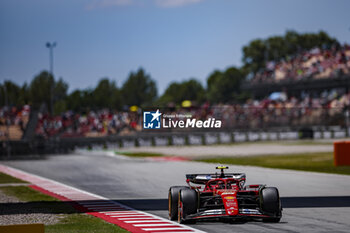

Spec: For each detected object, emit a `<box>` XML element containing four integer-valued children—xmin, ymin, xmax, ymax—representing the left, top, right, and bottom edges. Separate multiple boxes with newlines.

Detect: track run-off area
<box><xmin>1</xmin><ymin>148</ymin><xmax>350</xmax><ymax>233</ymax></box>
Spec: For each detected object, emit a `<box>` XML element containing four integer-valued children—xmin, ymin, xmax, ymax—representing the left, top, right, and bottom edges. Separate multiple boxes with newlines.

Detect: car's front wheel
<box><xmin>168</xmin><ymin>186</ymin><xmax>189</xmax><ymax>220</ymax></box>
<box><xmin>260</xmin><ymin>187</ymin><xmax>282</xmax><ymax>222</ymax></box>
<box><xmin>178</xmin><ymin>188</ymin><xmax>198</xmax><ymax>224</ymax></box>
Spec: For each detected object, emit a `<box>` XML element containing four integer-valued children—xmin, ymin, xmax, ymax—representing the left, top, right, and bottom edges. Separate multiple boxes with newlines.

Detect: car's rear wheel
<box><xmin>168</xmin><ymin>186</ymin><xmax>188</xmax><ymax>220</ymax></box>
<box><xmin>260</xmin><ymin>187</ymin><xmax>282</xmax><ymax>223</ymax></box>
<box><xmin>178</xmin><ymin>188</ymin><xmax>198</xmax><ymax>224</ymax></box>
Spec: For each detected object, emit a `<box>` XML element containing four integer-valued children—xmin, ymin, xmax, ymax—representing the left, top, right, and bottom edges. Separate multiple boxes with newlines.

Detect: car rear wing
<box><xmin>186</xmin><ymin>173</ymin><xmax>246</xmax><ymax>184</ymax></box>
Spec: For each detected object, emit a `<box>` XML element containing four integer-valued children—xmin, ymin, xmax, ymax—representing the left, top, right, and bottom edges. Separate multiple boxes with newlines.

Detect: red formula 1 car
<box><xmin>168</xmin><ymin>166</ymin><xmax>282</xmax><ymax>223</ymax></box>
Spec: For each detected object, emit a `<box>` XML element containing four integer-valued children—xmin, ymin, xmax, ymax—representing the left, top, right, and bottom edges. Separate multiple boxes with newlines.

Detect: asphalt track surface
<box><xmin>2</xmin><ymin>152</ymin><xmax>350</xmax><ymax>233</ymax></box>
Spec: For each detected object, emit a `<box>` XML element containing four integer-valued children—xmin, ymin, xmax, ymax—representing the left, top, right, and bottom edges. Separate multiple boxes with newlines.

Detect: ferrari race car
<box><xmin>168</xmin><ymin>166</ymin><xmax>282</xmax><ymax>223</ymax></box>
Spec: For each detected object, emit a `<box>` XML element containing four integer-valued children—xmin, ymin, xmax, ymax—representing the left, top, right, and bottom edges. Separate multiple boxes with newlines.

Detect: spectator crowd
<box><xmin>31</xmin><ymin>91</ymin><xmax>350</xmax><ymax>138</ymax></box>
<box><xmin>1</xmin><ymin>94</ymin><xmax>349</xmax><ymax>139</ymax></box>
<box><xmin>35</xmin><ymin>110</ymin><xmax>140</xmax><ymax>138</ymax></box>
<box><xmin>0</xmin><ymin>105</ymin><xmax>30</xmax><ymax>140</ymax></box>
<box><xmin>251</xmin><ymin>44</ymin><xmax>350</xmax><ymax>83</ymax></box>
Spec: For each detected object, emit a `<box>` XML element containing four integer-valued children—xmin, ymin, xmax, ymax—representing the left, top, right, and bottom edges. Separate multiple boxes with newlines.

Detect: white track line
<box><xmin>106</xmin><ymin>211</ymin><xmax>140</xmax><ymax>214</ymax></box>
<box><xmin>134</xmin><ymin>223</ymin><xmax>178</xmax><ymax>227</ymax></box>
<box><xmin>141</xmin><ymin>227</ymin><xmax>189</xmax><ymax>231</ymax></box>
<box><xmin>154</xmin><ymin>232</ymin><xmax>196</xmax><ymax>233</ymax></box>
<box><xmin>104</xmin><ymin>211</ymin><xmax>139</xmax><ymax>214</ymax></box>
<box><xmin>125</xmin><ymin>220</ymin><xmax>169</xmax><ymax>223</ymax></box>
<box><xmin>110</xmin><ymin>214</ymin><xmax>147</xmax><ymax>217</ymax></box>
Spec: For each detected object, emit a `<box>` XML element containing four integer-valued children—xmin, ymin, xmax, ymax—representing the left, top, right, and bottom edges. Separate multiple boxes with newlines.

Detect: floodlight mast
<box><xmin>46</xmin><ymin>42</ymin><xmax>57</xmax><ymax>114</ymax></box>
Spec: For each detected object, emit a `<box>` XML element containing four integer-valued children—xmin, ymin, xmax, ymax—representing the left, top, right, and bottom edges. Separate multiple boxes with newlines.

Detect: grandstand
<box><xmin>2</xmin><ymin>44</ymin><xmax>350</xmax><ymax>138</ymax></box>
<box><xmin>0</xmin><ymin>105</ymin><xmax>30</xmax><ymax>141</ymax></box>
<box><xmin>243</xmin><ymin>44</ymin><xmax>350</xmax><ymax>98</ymax></box>
<box><xmin>1</xmin><ymin>42</ymin><xmax>350</xmax><ymax>155</ymax></box>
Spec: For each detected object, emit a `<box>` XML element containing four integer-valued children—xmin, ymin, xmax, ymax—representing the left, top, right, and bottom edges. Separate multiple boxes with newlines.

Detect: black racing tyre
<box><xmin>260</xmin><ymin>187</ymin><xmax>282</xmax><ymax>222</ymax></box>
<box><xmin>178</xmin><ymin>188</ymin><xmax>198</xmax><ymax>224</ymax></box>
<box><xmin>168</xmin><ymin>186</ymin><xmax>188</xmax><ymax>220</ymax></box>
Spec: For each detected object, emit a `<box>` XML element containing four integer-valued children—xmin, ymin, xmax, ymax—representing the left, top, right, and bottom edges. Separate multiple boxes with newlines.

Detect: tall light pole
<box><xmin>4</xmin><ymin>83</ymin><xmax>10</xmax><ymax>157</ymax></box>
<box><xmin>46</xmin><ymin>42</ymin><xmax>56</xmax><ymax>114</ymax></box>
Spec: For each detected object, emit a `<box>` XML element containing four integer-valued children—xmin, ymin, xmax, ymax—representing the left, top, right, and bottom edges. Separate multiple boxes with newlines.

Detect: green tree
<box><xmin>0</xmin><ymin>80</ymin><xmax>22</xmax><ymax>106</ymax></box>
<box><xmin>18</xmin><ymin>83</ymin><xmax>30</xmax><ymax>106</ymax></box>
<box><xmin>159</xmin><ymin>79</ymin><xmax>205</xmax><ymax>105</ymax></box>
<box><xmin>121</xmin><ymin>68</ymin><xmax>157</xmax><ymax>107</ymax></box>
<box><xmin>66</xmin><ymin>90</ymin><xmax>81</xmax><ymax>112</ymax></box>
<box><xmin>157</xmin><ymin>82</ymin><xmax>181</xmax><ymax>104</ymax></box>
<box><xmin>242</xmin><ymin>39</ymin><xmax>267</xmax><ymax>74</ymax></box>
<box><xmin>54</xmin><ymin>78</ymin><xmax>69</xmax><ymax>102</ymax></box>
<box><xmin>53</xmin><ymin>78</ymin><xmax>69</xmax><ymax>115</ymax></box>
<box><xmin>29</xmin><ymin>71</ymin><xmax>54</xmax><ymax>111</ymax></box>
<box><xmin>93</xmin><ymin>78</ymin><xmax>121</xmax><ymax>110</ymax></box>
<box><xmin>66</xmin><ymin>89</ymin><xmax>95</xmax><ymax>112</ymax></box>
<box><xmin>207</xmin><ymin>67</ymin><xmax>245</xmax><ymax>103</ymax></box>
<box><xmin>28</xmin><ymin>71</ymin><xmax>70</xmax><ymax>114</ymax></box>
<box><xmin>207</xmin><ymin>70</ymin><xmax>222</xmax><ymax>93</ymax></box>
<box><xmin>242</xmin><ymin>30</ymin><xmax>339</xmax><ymax>74</ymax></box>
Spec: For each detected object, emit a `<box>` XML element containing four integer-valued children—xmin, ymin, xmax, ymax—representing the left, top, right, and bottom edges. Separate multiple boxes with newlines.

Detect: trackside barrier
<box><xmin>0</xmin><ymin>224</ymin><xmax>44</xmax><ymax>233</ymax></box>
<box><xmin>334</xmin><ymin>141</ymin><xmax>350</xmax><ymax>166</ymax></box>
<box><xmin>2</xmin><ymin>127</ymin><xmax>350</xmax><ymax>156</ymax></box>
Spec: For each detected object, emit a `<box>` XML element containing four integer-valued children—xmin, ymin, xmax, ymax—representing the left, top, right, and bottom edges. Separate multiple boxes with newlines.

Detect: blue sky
<box><xmin>1</xmin><ymin>0</ymin><xmax>350</xmax><ymax>95</ymax></box>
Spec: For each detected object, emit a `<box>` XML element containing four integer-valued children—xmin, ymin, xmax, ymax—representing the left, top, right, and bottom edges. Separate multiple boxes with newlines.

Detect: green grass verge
<box><xmin>116</xmin><ymin>151</ymin><xmax>164</xmax><ymax>157</ymax></box>
<box><xmin>0</xmin><ymin>186</ymin><xmax>76</xmax><ymax>215</ymax></box>
<box><xmin>197</xmin><ymin>152</ymin><xmax>350</xmax><ymax>175</ymax></box>
<box><xmin>0</xmin><ymin>172</ymin><xmax>28</xmax><ymax>184</ymax></box>
<box><xmin>221</xmin><ymin>140</ymin><xmax>333</xmax><ymax>147</ymax></box>
<box><xmin>279</xmin><ymin>140</ymin><xmax>333</xmax><ymax>146</ymax></box>
<box><xmin>46</xmin><ymin>214</ymin><xmax>130</xmax><ymax>233</ymax></box>
<box><xmin>0</xmin><ymin>186</ymin><xmax>129</xmax><ymax>233</ymax></box>
<box><xmin>0</xmin><ymin>186</ymin><xmax>58</xmax><ymax>202</ymax></box>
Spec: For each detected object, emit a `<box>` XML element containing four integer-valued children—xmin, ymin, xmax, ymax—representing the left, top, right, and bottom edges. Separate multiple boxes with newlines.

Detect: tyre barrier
<box><xmin>1</xmin><ymin>127</ymin><xmax>349</xmax><ymax>156</ymax></box>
